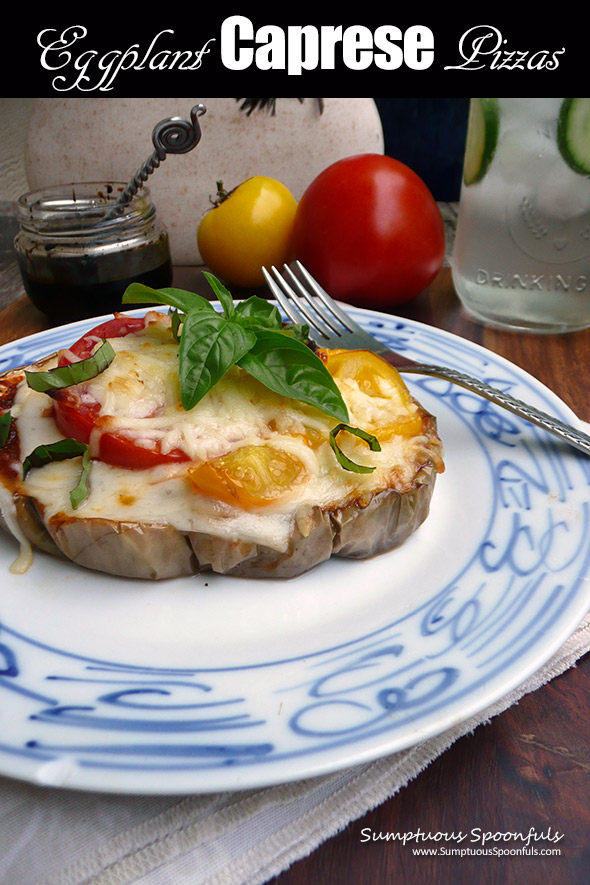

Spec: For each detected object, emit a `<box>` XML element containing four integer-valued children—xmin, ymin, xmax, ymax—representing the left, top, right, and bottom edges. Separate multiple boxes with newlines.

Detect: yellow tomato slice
<box><xmin>188</xmin><ymin>444</ymin><xmax>307</xmax><ymax>509</ymax></box>
<box><xmin>321</xmin><ymin>349</ymin><xmax>423</xmax><ymax>438</ymax></box>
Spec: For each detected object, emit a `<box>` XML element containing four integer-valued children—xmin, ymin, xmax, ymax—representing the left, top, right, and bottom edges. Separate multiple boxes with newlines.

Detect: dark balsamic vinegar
<box><xmin>18</xmin><ymin>255</ymin><xmax>173</xmax><ymax>321</ymax></box>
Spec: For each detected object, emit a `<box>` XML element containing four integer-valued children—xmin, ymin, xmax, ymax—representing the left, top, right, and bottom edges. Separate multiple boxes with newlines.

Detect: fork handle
<box><xmin>397</xmin><ymin>363</ymin><xmax>590</xmax><ymax>457</ymax></box>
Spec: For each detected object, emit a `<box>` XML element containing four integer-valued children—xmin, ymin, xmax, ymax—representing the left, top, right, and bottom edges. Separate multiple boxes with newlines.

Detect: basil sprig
<box><xmin>123</xmin><ymin>273</ymin><xmax>348</xmax><ymax>422</ymax></box>
<box><xmin>329</xmin><ymin>424</ymin><xmax>382</xmax><ymax>474</ymax></box>
<box><xmin>23</xmin><ymin>439</ymin><xmax>91</xmax><ymax>509</ymax></box>
<box><xmin>25</xmin><ymin>340</ymin><xmax>116</xmax><ymax>394</ymax></box>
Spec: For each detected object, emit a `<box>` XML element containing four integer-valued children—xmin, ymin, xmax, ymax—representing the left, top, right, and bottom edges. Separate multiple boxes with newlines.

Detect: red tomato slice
<box><xmin>52</xmin><ymin>314</ymin><xmax>190</xmax><ymax>470</ymax></box>
<box><xmin>57</xmin><ymin>314</ymin><xmax>149</xmax><ymax>365</ymax></box>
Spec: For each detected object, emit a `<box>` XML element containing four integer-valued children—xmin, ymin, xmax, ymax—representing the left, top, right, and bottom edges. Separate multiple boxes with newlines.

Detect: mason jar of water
<box><xmin>452</xmin><ymin>98</ymin><xmax>590</xmax><ymax>333</ymax></box>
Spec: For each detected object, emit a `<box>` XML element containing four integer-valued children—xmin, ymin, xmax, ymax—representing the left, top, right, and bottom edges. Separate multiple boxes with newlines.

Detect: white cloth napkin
<box><xmin>0</xmin><ymin>609</ymin><xmax>587</xmax><ymax>885</ymax></box>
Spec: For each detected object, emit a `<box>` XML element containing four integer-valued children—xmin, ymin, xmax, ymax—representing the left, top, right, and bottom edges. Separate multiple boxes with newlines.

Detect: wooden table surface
<box><xmin>1</xmin><ymin>266</ymin><xmax>590</xmax><ymax>885</ymax></box>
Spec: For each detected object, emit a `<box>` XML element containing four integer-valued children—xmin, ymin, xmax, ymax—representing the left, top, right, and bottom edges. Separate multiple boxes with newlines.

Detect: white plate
<box><xmin>0</xmin><ymin>306</ymin><xmax>588</xmax><ymax>795</ymax></box>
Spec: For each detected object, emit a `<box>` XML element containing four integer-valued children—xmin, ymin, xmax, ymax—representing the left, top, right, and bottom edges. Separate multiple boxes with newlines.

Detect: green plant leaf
<box><xmin>237</xmin><ymin>330</ymin><xmax>349</xmax><ymax>422</ymax></box>
<box><xmin>69</xmin><ymin>446</ymin><xmax>92</xmax><ymax>509</ymax></box>
<box><xmin>281</xmin><ymin>322</ymin><xmax>310</xmax><ymax>343</ymax></box>
<box><xmin>178</xmin><ymin>311</ymin><xmax>256</xmax><ymax>410</ymax></box>
<box><xmin>202</xmin><ymin>272</ymin><xmax>235</xmax><ymax>318</ymax></box>
<box><xmin>329</xmin><ymin>424</ymin><xmax>381</xmax><ymax>473</ymax></box>
<box><xmin>0</xmin><ymin>411</ymin><xmax>12</xmax><ymax>447</ymax></box>
<box><xmin>234</xmin><ymin>296</ymin><xmax>283</xmax><ymax>330</ymax></box>
<box><xmin>122</xmin><ymin>283</ymin><xmax>215</xmax><ymax>315</ymax></box>
<box><xmin>25</xmin><ymin>340</ymin><xmax>116</xmax><ymax>393</ymax></box>
<box><xmin>22</xmin><ymin>438</ymin><xmax>92</xmax><ymax>508</ymax></box>
<box><xmin>23</xmin><ymin>438</ymin><xmax>89</xmax><ymax>477</ymax></box>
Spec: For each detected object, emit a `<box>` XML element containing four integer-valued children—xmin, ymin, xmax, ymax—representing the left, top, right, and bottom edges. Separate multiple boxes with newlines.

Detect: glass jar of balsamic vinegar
<box><xmin>14</xmin><ymin>182</ymin><xmax>173</xmax><ymax>321</ymax></box>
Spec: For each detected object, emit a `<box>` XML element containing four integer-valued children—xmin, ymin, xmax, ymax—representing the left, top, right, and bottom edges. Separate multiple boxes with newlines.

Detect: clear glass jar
<box><xmin>14</xmin><ymin>182</ymin><xmax>173</xmax><ymax>321</ymax></box>
<box><xmin>452</xmin><ymin>98</ymin><xmax>590</xmax><ymax>334</ymax></box>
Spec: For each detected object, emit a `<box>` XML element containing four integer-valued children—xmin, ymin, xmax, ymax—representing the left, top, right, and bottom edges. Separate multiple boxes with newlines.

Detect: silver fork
<box><xmin>262</xmin><ymin>260</ymin><xmax>590</xmax><ymax>457</ymax></box>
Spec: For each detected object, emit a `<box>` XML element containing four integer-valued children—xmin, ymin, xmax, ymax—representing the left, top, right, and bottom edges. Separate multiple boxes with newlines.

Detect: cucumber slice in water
<box><xmin>463</xmin><ymin>98</ymin><xmax>499</xmax><ymax>185</ymax></box>
<box><xmin>557</xmin><ymin>98</ymin><xmax>590</xmax><ymax>175</ymax></box>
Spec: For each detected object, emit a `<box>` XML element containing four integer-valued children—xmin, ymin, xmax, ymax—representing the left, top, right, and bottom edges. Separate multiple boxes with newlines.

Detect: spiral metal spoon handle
<box><xmin>111</xmin><ymin>104</ymin><xmax>206</xmax><ymax>213</ymax></box>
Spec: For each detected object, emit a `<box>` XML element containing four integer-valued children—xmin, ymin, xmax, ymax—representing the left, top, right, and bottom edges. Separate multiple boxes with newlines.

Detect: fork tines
<box><xmin>262</xmin><ymin>261</ymin><xmax>354</xmax><ymax>342</ymax></box>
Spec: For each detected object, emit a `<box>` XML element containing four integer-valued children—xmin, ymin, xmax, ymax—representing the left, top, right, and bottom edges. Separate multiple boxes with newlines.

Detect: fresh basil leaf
<box><xmin>23</xmin><ymin>438</ymin><xmax>92</xmax><ymax>508</ymax></box>
<box><xmin>202</xmin><ymin>272</ymin><xmax>235</xmax><ymax>319</ymax></box>
<box><xmin>179</xmin><ymin>311</ymin><xmax>256</xmax><ymax>410</ymax></box>
<box><xmin>0</xmin><ymin>411</ymin><xmax>12</xmax><ymax>447</ymax></box>
<box><xmin>329</xmin><ymin>424</ymin><xmax>381</xmax><ymax>474</ymax></box>
<box><xmin>23</xmin><ymin>438</ymin><xmax>89</xmax><ymax>477</ymax></box>
<box><xmin>237</xmin><ymin>330</ymin><xmax>349</xmax><ymax>423</ymax></box>
<box><xmin>123</xmin><ymin>283</ymin><xmax>215</xmax><ymax>315</ymax></box>
<box><xmin>69</xmin><ymin>445</ymin><xmax>92</xmax><ymax>509</ymax></box>
<box><xmin>25</xmin><ymin>340</ymin><xmax>116</xmax><ymax>393</ymax></box>
<box><xmin>234</xmin><ymin>296</ymin><xmax>283</xmax><ymax>330</ymax></box>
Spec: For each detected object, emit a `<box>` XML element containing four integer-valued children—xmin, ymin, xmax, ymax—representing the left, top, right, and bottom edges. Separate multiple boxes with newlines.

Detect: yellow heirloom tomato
<box><xmin>197</xmin><ymin>176</ymin><xmax>298</xmax><ymax>288</ymax></box>
<box><xmin>321</xmin><ymin>349</ymin><xmax>424</xmax><ymax>439</ymax></box>
<box><xmin>188</xmin><ymin>445</ymin><xmax>307</xmax><ymax>510</ymax></box>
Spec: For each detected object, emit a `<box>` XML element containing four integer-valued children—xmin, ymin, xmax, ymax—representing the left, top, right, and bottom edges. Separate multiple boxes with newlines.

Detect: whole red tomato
<box><xmin>292</xmin><ymin>154</ymin><xmax>445</xmax><ymax>308</ymax></box>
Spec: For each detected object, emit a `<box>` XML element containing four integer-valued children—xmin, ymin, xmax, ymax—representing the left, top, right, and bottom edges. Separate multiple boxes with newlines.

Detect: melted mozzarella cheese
<box><xmin>0</xmin><ymin>482</ymin><xmax>33</xmax><ymax>574</ymax></box>
<box><xmin>341</xmin><ymin>376</ymin><xmax>420</xmax><ymax>428</ymax></box>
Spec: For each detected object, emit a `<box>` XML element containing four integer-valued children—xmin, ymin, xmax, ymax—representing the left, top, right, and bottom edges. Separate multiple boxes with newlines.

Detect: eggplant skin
<box><xmin>0</xmin><ymin>465</ymin><xmax>437</xmax><ymax>580</ymax></box>
<box><xmin>46</xmin><ymin>514</ymin><xmax>199</xmax><ymax>581</ymax></box>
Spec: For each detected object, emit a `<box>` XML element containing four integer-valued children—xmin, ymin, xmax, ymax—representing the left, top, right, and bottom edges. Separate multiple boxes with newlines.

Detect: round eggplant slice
<box><xmin>0</xmin><ymin>352</ymin><xmax>444</xmax><ymax>580</ymax></box>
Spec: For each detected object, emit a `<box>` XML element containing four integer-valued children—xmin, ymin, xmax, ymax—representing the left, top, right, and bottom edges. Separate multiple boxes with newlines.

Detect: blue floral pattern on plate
<box><xmin>0</xmin><ymin>307</ymin><xmax>588</xmax><ymax>794</ymax></box>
